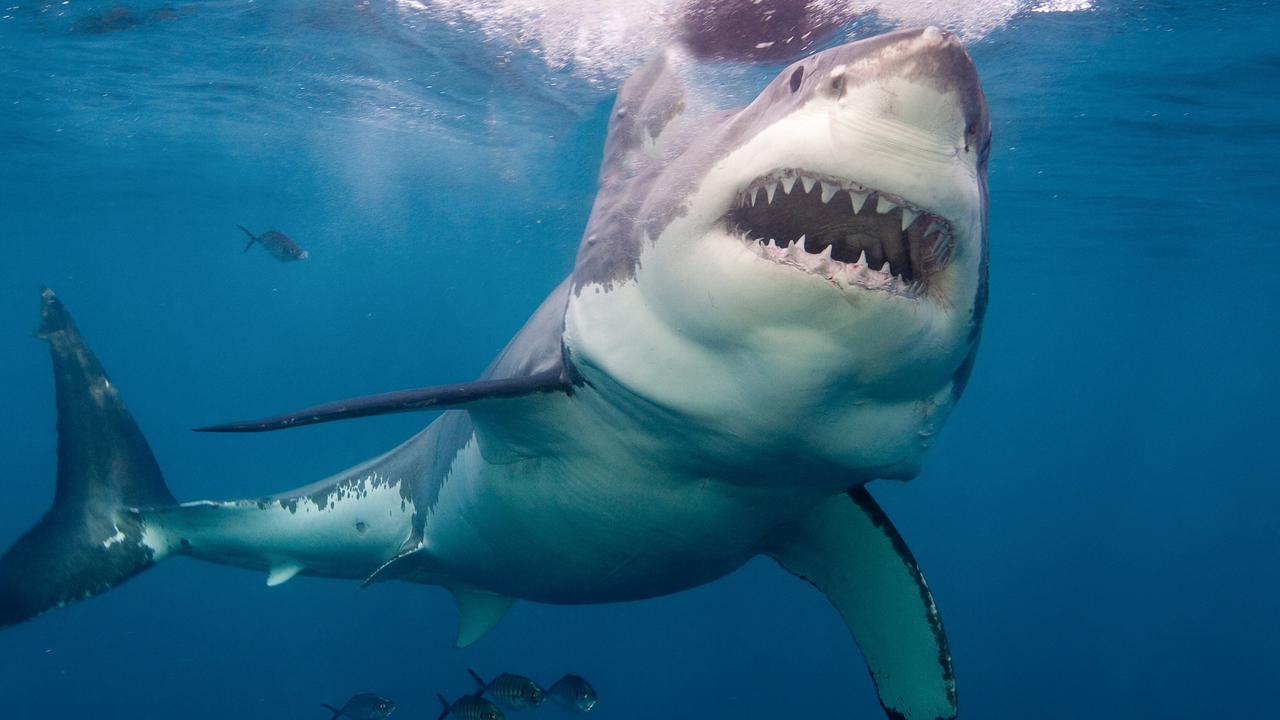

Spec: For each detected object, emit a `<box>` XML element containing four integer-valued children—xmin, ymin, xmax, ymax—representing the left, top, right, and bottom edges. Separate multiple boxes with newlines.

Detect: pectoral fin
<box><xmin>768</xmin><ymin>487</ymin><xmax>956</xmax><ymax>720</ymax></box>
<box><xmin>196</xmin><ymin>368</ymin><xmax>571</xmax><ymax>433</ymax></box>
<box><xmin>450</xmin><ymin>586</ymin><xmax>514</xmax><ymax>648</ymax></box>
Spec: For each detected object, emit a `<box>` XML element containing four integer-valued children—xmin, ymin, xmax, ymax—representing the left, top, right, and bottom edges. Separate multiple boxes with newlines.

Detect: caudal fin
<box><xmin>0</xmin><ymin>289</ymin><xmax>178</xmax><ymax>628</ymax></box>
<box><xmin>320</xmin><ymin>703</ymin><xmax>343</xmax><ymax>720</ymax></box>
<box><xmin>236</xmin><ymin>224</ymin><xmax>257</xmax><ymax>252</ymax></box>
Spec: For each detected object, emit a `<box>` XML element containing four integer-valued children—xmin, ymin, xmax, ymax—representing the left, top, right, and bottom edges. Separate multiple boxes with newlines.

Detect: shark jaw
<box><xmin>724</xmin><ymin>169</ymin><xmax>955</xmax><ymax>300</ymax></box>
<box><xmin>565</xmin><ymin>28</ymin><xmax>989</xmax><ymax>480</ymax></box>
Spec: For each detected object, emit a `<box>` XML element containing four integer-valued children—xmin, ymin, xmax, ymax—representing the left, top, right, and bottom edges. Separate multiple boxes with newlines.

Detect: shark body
<box><xmin>0</xmin><ymin>28</ymin><xmax>989</xmax><ymax>720</ymax></box>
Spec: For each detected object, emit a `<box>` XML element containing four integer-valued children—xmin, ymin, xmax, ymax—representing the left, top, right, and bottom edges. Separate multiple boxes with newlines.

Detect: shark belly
<box><xmin>420</xmin><ymin>421</ymin><xmax>821</xmax><ymax>604</ymax></box>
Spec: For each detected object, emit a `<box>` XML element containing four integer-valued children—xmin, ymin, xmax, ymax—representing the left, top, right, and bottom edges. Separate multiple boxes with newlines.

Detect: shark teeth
<box><xmin>849</xmin><ymin>189</ymin><xmax>869</xmax><ymax>213</ymax></box>
<box><xmin>728</xmin><ymin>168</ymin><xmax>955</xmax><ymax>298</ymax></box>
<box><xmin>745</xmin><ymin>233</ymin><xmax>920</xmax><ymax>297</ymax></box>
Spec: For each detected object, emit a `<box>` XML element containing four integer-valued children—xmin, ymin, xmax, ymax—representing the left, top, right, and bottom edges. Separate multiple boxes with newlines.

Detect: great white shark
<box><xmin>0</xmin><ymin>27</ymin><xmax>989</xmax><ymax>720</ymax></box>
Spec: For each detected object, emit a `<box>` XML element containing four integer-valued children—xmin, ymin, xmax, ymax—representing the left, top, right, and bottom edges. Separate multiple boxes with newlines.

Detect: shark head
<box><xmin>566</xmin><ymin>27</ymin><xmax>990</xmax><ymax>483</ymax></box>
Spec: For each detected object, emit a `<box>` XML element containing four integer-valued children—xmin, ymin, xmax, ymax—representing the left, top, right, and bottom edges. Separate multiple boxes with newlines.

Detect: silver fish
<box><xmin>436</xmin><ymin>693</ymin><xmax>504</xmax><ymax>720</ymax></box>
<box><xmin>547</xmin><ymin>675</ymin><xmax>597</xmax><ymax>713</ymax></box>
<box><xmin>468</xmin><ymin>669</ymin><xmax>545</xmax><ymax>711</ymax></box>
<box><xmin>321</xmin><ymin>693</ymin><xmax>396</xmax><ymax>720</ymax></box>
<box><xmin>237</xmin><ymin>224</ymin><xmax>309</xmax><ymax>262</ymax></box>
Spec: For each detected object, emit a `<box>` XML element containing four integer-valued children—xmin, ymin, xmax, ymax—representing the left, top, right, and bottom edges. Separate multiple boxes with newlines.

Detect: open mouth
<box><xmin>724</xmin><ymin>170</ymin><xmax>954</xmax><ymax>297</ymax></box>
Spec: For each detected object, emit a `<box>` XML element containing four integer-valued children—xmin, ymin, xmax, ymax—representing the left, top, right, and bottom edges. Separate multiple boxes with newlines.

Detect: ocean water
<box><xmin>1</xmin><ymin>1</ymin><xmax>1277</xmax><ymax>718</ymax></box>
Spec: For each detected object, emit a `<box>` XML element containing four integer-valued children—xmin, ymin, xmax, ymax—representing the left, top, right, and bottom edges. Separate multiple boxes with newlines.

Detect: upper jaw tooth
<box><xmin>901</xmin><ymin>207</ymin><xmax>920</xmax><ymax>230</ymax></box>
<box><xmin>800</xmin><ymin>176</ymin><xmax>815</xmax><ymax>193</ymax></box>
<box><xmin>876</xmin><ymin>196</ymin><xmax>897</xmax><ymax>214</ymax></box>
<box><xmin>820</xmin><ymin>182</ymin><xmax>837</xmax><ymax>203</ymax></box>
<box><xmin>780</xmin><ymin>176</ymin><xmax>797</xmax><ymax>194</ymax></box>
<box><xmin>849</xmin><ymin>189</ymin><xmax>869</xmax><ymax>213</ymax></box>
<box><xmin>765</xmin><ymin>182</ymin><xmax>778</xmax><ymax>204</ymax></box>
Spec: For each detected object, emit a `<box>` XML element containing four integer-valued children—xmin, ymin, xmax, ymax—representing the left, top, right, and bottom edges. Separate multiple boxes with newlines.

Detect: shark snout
<box><xmin>826</xmin><ymin>27</ymin><xmax>989</xmax><ymax>157</ymax></box>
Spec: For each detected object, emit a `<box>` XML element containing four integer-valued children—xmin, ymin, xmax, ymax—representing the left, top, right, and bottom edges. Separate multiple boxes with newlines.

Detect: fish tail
<box><xmin>0</xmin><ymin>289</ymin><xmax>180</xmax><ymax>628</ymax></box>
<box><xmin>320</xmin><ymin>703</ymin><xmax>342</xmax><ymax>720</ymax></box>
<box><xmin>467</xmin><ymin>668</ymin><xmax>488</xmax><ymax>692</ymax></box>
<box><xmin>236</xmin><ymin>224</ymin><xmax>257</xmax><ymax>251</ymax></box>
<box><xmin>435</xmin><ymin>694</ymin><xmax>451</xmax><ymax>720</ymax></box>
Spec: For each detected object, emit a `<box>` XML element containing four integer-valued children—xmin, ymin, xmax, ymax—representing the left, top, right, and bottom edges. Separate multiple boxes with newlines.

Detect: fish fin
<box><xmin>435</xmin><ymin>694</ymin><xmax>450</xmax><ymax>720</ymax></box>
<box><xmin>451</xmin><ymin>586</ymin><xmax>515</xmax><ymax>648</ymax></box>
<box><xmin>767</xmin><ymin>487</ymin><xmax>957</xmax><ymax>720</ymax></box>
<box><xmin>237</xmin><ymin>224</ymin><xmax>256</xmax><ymax>251</ymax></box>
<box><xmin>0</xmin><ymin>289</ymin><xmax>179</xmax><ymax>629</ymax></box>
<box><xmin>467</xmin><ymin>668</ymin><xmax>488</xmax><ymax>692</ymax></box>
<box><xmin>320</xmin><ymin>703</ymin><xmax>342</xmax><ymax>720</ymax></box>
<box><xmin>265</xmin><ymin>563</ymin><xmax>303</xmax><ymax>587</ymax></box>
<box><xmin>195</xmin><ymin>367</ymin><xmax>571</xmax><ymax>433</ymax></box>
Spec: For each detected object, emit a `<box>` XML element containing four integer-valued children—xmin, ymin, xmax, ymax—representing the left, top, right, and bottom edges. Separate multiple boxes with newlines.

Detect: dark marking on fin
<box><xmin>768</xmin><ymin>487</ymin><xmax>956</xmax><ymax>720</ymax></box>
<box><xmin>195</xmin><ymin>367</ymin><xmax>571</xmax><ymax>433</ymax></box>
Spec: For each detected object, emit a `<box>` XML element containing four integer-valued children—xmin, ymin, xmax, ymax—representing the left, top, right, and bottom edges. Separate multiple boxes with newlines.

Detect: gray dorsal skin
<box><xmin>0</xmin><ymin>28</ymin><xmax>990</xmax><ymax>720</ymax></box>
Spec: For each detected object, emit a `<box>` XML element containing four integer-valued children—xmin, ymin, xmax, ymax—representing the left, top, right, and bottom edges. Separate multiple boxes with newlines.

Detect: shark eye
<box><xmin>789</xmin><ymin>66</ymin><xmax>804</xmax><ymax>92</ymax></box>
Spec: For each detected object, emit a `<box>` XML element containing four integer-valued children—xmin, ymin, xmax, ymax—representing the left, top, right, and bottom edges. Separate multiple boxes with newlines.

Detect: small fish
<box><xmin>547</xmin><ymin>675</ymin><xmax>597</xmax><ymax>713</ymax></box>
<box><xmin>436</xmin><ymin>692</ymin><xmax>504</xmax><ymax>720</ymax></box>
<box><xmin>467</xmin><ymin>668</ymin><xmax>545</xmax><ymax>710</ymax></box>
<box><xmin>321</xmin><ymin>693</ymin><xmax>396</xmax><ymax>720</ymax></box>
<box><xmin>237</xmin><ymin>224</ymin><xmax>309</xmax><ymax>262</ymax></box>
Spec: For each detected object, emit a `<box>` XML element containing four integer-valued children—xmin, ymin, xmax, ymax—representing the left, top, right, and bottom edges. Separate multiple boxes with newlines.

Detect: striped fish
<box><xmin>467</xmin><ymin>669</ymin><xmax>545</xmax><ymax>710</ymax></box>
<box><xmin>547</xmin><ymin>674</ymin><xmax>597</xmax><ymax>713</ymax></box>
<box><xmin>436</xmin><ymin>692</ymin><xmax>504</xmax><ymax>720</ymax></box>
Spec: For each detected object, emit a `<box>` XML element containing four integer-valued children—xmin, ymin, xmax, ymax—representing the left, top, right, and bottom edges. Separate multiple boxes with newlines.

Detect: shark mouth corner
<box><xmin>724</xmin><ymin>170</ymin><xmax>955</xmax><ymax>298</ymax></box>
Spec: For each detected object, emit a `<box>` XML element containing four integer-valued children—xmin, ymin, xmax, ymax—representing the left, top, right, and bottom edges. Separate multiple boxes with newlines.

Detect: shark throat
<box><xmin>724</xmin><ymin>169</ymin><xmax>956</xmax><ymax>298</ymax></box>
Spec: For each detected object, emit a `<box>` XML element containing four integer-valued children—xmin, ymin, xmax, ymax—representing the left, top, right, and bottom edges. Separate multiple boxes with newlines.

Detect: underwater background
<box><xmin>1</xmin><ymin>1</ymin><xmax>1277</xmax><ymax>717</ymax></box>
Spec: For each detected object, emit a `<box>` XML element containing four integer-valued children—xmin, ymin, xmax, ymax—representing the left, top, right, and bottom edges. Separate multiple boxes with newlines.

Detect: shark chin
<box><xmin>1</xmin><ymin>27</ymin><xmax>988</xmax><ymax>720</ymax></box>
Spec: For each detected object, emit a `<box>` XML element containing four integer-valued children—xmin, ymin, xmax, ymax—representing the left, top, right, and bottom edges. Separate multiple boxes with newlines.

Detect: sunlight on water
<box><xmin>397</xmin><ymin>0</ymin><xmax>1080</xmax><ymax>80</ymax></box>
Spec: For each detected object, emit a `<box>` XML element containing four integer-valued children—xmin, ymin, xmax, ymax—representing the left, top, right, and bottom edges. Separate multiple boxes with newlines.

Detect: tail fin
<box><xmin>236</xmin><ymin>224</ymin><xmax>257</xmax><ymax>252</ymax></box>
<box><xmin>0</xmin><ymin>289</ymin><xmax>178</xmax><ymax>628</ymax></box>
<box><xmin>436</xmin><ymin>694</ymin><xmax>451</xmax><ymax>720</ymax></box>
<box><xmin>467</xmin><ymin>668</ymin><xmax>488</xmax><ymax>692</ymax></box>
<box><xmin>321</xmin><ymin>703</ymin><xmax>343</xmax><ymax>720</ymax></box>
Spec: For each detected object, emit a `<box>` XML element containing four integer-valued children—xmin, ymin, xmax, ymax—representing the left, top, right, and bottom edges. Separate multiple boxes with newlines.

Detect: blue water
<box><xmin>2</xmin><ymin>1</ymin><xmax>1278</xmax><ymax>717</ymax></box>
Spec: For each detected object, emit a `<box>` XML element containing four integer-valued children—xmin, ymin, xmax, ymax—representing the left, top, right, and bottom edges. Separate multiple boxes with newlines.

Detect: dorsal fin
<box><xmin>599</xmin><ymin>48</ymin><xmax>688</xmax><ymax>180</ymax></box>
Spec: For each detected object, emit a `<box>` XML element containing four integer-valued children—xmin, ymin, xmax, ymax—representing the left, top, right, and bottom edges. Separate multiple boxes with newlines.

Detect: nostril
<box><xmin>789</xmin><ymin>66</ymin><xmax>804</xmax><ymax>93</ymax></box>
